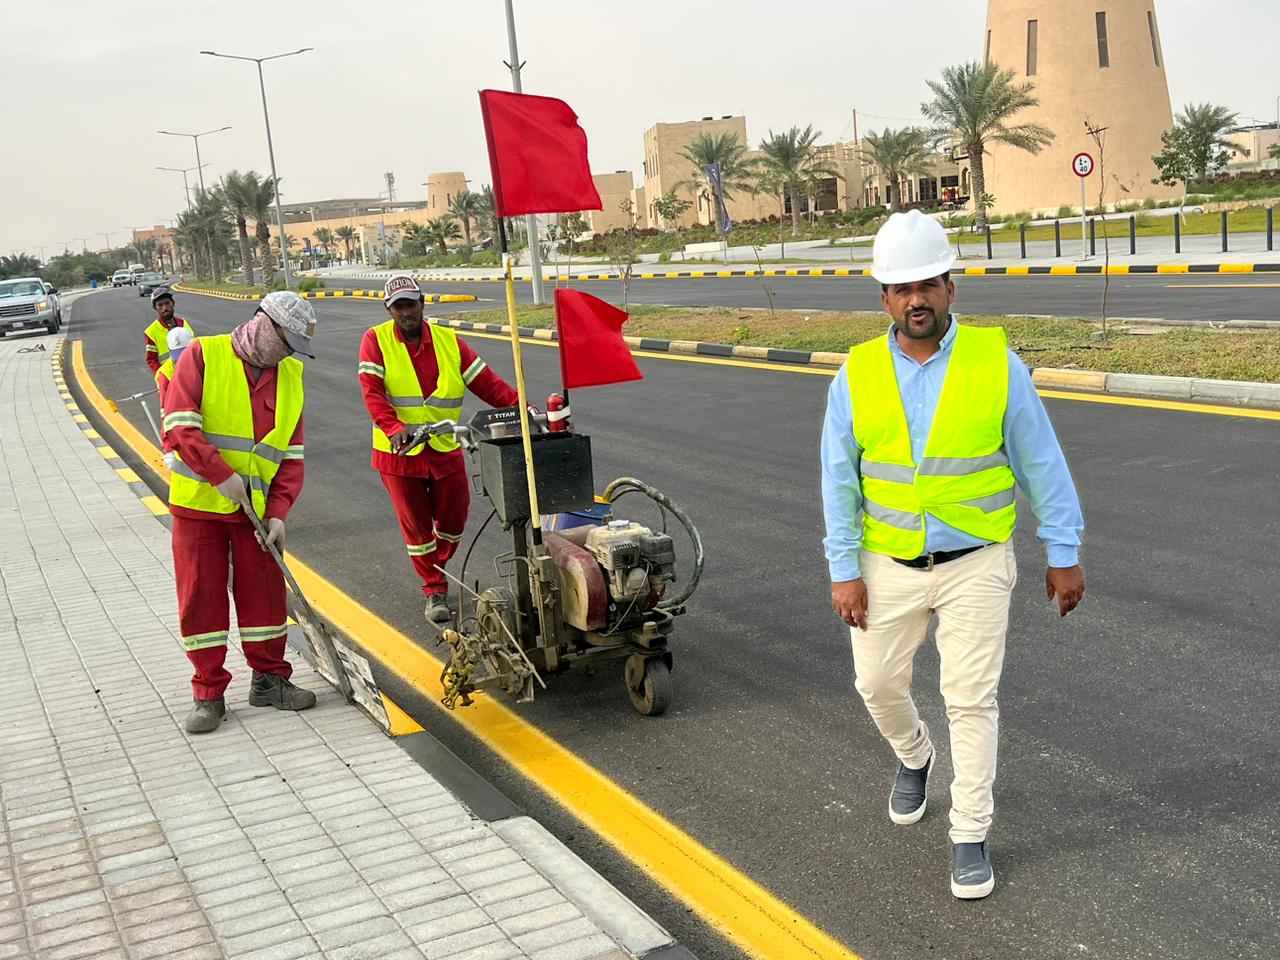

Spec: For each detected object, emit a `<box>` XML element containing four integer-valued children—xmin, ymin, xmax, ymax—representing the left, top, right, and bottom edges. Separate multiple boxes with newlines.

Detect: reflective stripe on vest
<box><xmin>847</xmin><ymin>323</ymin><xmax>1017</xmax><ymax>560</ymax></box>
<box><xmin>371</xmin><ymin>320</ymin><xmax>464</xmax><ymax>455</ymax></box>
<box><xmin>168</xmin><ymin>335</ymin><xmax>304</xmax><ymax>519</ymax></box>
<box><xmin>146</xmin><ymin>317</ymin><xmax>193</xmax><ymax>366</ymax></box>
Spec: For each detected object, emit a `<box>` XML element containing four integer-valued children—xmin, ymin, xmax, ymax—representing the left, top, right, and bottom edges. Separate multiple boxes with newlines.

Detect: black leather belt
<box><xmin>893</xmin><ymin>545</ymin><xmax>987</xmax><ymax>570</ymax></box>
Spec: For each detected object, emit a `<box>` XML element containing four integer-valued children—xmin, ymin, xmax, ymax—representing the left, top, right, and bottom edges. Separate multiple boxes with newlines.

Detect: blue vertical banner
<box><xmin>702</xmin><ymin>162</ymin><xmax>733</xmax><ymax>237</ymax></box>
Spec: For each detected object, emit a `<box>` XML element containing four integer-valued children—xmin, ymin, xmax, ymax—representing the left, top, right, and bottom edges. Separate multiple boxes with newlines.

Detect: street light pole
<box><xmin>158</xmin><ymin>128</ymin><xmax>230</xmax><ymax>279</ymax></box>
<box><xmin>156</xmin><ymin>165</ymin><xmax>203</xmax><ymax>210</ymax></box>
<box><xmin>201</xmin><ymin>48</ymin><xmax>313</xmax><ymax>291</ymax></box>
<box><xmin>502</xmin><ymin>0</ymin><xmax>546</xmax><ymax>305</ymax></box>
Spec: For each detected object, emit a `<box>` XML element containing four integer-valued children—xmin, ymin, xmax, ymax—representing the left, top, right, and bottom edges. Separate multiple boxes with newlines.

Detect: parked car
<box><xmin>0</xmin><ymin>277</ymin><xmax>61</xmax><ymax>336</ymax></box>
<box><xmin>136</xmin><ymin>272</ymin><xmax>167</xmax><ymax>296</ymax></box>
<box><xmin>111</xmin><ymin>269</ymin><xmax>134</xmax><ymax>287</ymax></box>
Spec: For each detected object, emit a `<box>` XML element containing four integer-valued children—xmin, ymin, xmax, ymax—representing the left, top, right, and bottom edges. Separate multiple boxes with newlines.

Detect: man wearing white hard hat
<box><xmin>163</xmin><ymin>291</ymin><xmax>319</xmax><ymax>734</ymax></box>
<box><xmin>359</xmin><ymin>274</ymin><xmax>519</xmax><ymax>624</ymax></box>
<box><xmin>155</xmin><ymin>324</ymin><xmax>194</xmax><ymax>470</ymax></box>
<box><xmin>821</xmin><ymin>210</ymin><xmax>1085</xmax><ymax>899</ymax></box>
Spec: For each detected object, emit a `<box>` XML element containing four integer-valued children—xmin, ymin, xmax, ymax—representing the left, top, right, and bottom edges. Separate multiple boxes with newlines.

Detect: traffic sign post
<box><xmin>1073</xmin><ymin>152</ymin><xmax>1094</xmax><ymax>259</ymax></box>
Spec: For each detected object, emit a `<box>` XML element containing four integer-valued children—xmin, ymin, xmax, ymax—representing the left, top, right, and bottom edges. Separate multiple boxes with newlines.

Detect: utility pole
<box><xmin>503</xmin><ymin>0</ymin><xmax>546</xmax><ymax>305</ymax></box>
<box><xmin>158</xmin><ymin>128</ymin><xmax>230</xmax><ymax>280</ymax></box>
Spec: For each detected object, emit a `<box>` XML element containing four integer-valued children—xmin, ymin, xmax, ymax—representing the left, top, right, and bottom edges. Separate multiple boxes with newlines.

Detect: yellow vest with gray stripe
<box><xmin>368</xmin><ymin>321</ymin><xmax>464</xmax><ymax>455</ymax></box>
<box><xmin>146</xmin><ymin>317</ymin><xmax>194</xmax><ymax>365</ymax></box>
<box><xmin>847</xmin><ymin>324</ymin><xmax>1017</xmax><ymax>559</ymax></box>
<box><xmin>167</xmin><ymin>335</ymin><xmax>304</xmax><ymax>519</ymax></box>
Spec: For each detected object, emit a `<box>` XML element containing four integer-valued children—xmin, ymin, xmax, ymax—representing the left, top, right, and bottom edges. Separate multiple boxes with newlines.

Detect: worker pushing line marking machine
<box><xmin>398</xmin><ymin>404</ymin><xmax>704</xmax><ymax>717</ymax></box>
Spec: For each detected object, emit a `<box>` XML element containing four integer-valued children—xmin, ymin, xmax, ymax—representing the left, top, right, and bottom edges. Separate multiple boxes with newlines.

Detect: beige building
<box><xmin>425</xmin><ymin>172</ymin><xmax>469</xmax><ymax>218</ymax></box>
<box><xmin>1225</xmin><ymin>125</ymin><xmax>1280</xmax><ymax>173</ymax></box>
<box><xmin>586</xmin><ymin>172</ymin><xmax>639</xmax><ymax>233</ymax></box>
<box><xmin>982</xmin><ymin>0</ymin><xmax>1179</xmax><ymax>214</ymax></box>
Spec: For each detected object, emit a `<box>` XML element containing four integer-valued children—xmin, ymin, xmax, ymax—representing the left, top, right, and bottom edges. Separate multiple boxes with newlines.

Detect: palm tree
<box><xmin>241</xmin><ymin>176</ymin><xmax>279</xmax><ymax>285</ymax></box>
<box><xmin>0</xmin><ymin>254</ymin><xmax>41</xmax><ymax>278</ymax></box>
<box><xmin>312</xmin><ymin>227</ymin><xmax>334</xmax><ymax>264</ymax></box>
<box><xmin>334</xmin><ymin>225</ymin><xmax>358</xmax><ymax>264</ymax></box>
<box><xmin>173</xmin><ymin>211</ymin><xmax>206</xmax><ymax>279</ymax></box>
<box><xmin>758</xmin><ymin>125</ymin><xmax>838</xmax><ymax>236</ymax></box>
<box><xmin>221</xmin><ymin>170</ymin><xmax>267</xmax><ymax>286</ymax></box>
<box><xmin>921</xmin><ymin>60</ymin><xmax>1054</xmax><ymax>228</ymax></box>
<box><xmin>860</xmin><ymin>127</ymin><xmax>932</xmax><ymax>211</ymax></box>
<box><xmin>449</xmin><ymin>190</ymin><xmax>484</xmax><ymax>248</ymax></box>
<box><xmin>674</xmin><ymin>132</ymin><xmax>759</xmax><ymax>228</ymax></box>
<box><xmin>422</xmin><ymin>216</ymin><xmax>462</xmax><ymax>256</ymax></box>
<box><xmin>1175</xmin><ymin>102</ymin><xmax>1244</xmax><ymax>179</ymax></box>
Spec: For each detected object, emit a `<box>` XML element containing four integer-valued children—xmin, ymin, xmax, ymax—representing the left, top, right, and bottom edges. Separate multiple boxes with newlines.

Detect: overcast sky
<box><xmin>4</xmin><ymin>0</ymin><xmax>1277</xmax><ymax>257</ymax></box>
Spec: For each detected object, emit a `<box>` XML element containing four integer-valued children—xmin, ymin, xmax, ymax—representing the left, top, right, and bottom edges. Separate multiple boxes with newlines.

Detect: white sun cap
<box><xmin>871</xmin><ymin>210</ymin><xmax>957</xmax><ymax>286</ymax></box>
<box><xmin>258</xmin><ymin>290</ymin><xmax>317</xmax><ymax>358</ymax></box>
<box><xmin>166</xmin><ymin>326</ymin><xmax>193</xmax><ymax>352</ymax></box>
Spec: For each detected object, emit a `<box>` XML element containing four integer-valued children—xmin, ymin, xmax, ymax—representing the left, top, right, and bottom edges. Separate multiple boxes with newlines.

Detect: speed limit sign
<box><xmin>1072</xmin><ymin>152</ymin><xmax>1095</xmax><ymax>178</ymax></box>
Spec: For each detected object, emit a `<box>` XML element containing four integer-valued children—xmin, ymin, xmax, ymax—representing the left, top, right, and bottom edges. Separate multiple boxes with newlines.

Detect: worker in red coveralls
<box><xmin>359</xmin><ymin>274</ymin><xmax>519</xmax><ymax>624</ymax></box>
<box><xmin>156</xmin><ymin>325</ymin><xmax>193</xmax><ymax>471</ymax></box>
<box><xmin>163</xmin><ymin>290</ymin><xmax>317</xmax><ymax>734</ymax></box>
<box><xmin>144</xmin><ymin>286</ymin><xmax>194</xmax><ymax>374</ymax></box>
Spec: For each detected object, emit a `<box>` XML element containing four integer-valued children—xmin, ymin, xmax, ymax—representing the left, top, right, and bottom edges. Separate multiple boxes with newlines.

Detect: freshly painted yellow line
<box><xmin>140</xmin><ymin>495</ymin><xmax>170</xmax><ymax>516</ymax></box>
<box><xmin>458</xmin><ymin>328</ymin><xmax>1279</xmax><ymax>419</ymax></box>
<box><xmin>1163</xmin><ymin>282</ymin><xmax>1280</xmax><ymax>289</ymax></box>
<box><xmin>70</xmin><ymin>331</ymin><xmax>864</xmax><ymax>960</ymax></box>
<box><xmin>1037</xmin><ymin>388</ymin><xmax>1280</xmax><ymax>420</ymax></box>
<box><xmin>381</xmin><ymin>695</ymin><xmax>425</xmax><ymax>736</ymax></box>
<box><xmin>72</xmin><ymin>341</ymin><xmax>169</xmax><ymax>476</ymax></box>
<box><xmin>116</xmin><ymin>467</ymin><xmax>141</xmax><ymax>483</ymax></box>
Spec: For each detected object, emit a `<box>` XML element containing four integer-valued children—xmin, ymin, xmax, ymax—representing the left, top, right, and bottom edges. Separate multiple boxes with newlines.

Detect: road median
<box><xmin>172</xmin><ymin>280</ymin><xmax>476</xmax><ymax>304</ymax></box>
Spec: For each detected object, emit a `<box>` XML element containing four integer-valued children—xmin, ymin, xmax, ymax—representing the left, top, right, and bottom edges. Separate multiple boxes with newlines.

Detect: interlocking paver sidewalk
<box><xmin>0</xmin><ymin>328</ymin><xmax>650</xmax><ymax>960</ymax></box>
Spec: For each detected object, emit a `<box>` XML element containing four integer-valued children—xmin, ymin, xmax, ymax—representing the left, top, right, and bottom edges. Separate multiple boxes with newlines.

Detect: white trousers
<box><xmin>850</xmin><ymin>541</ymin><xmax>1016</xmax><ymax>843</ymax></box>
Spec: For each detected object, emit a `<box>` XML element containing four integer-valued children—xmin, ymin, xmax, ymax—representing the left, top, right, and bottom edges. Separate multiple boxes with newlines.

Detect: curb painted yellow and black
<box><xmin>170</xmin><ymin>281</ymin><xmax>477</xmax><ymax>304</ymax></box>
<box><xmin>434</xmin><ymin>316</ymin><xmax>1280</xmax><ymax>414</ymax></box>
<box><xmin>321</xmin><ymin>260</ymin><xmax>1280</xmax><ymax>285</ymax></box>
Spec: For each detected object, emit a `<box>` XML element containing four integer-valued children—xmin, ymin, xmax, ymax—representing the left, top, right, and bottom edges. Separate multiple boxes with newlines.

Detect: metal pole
<box><xmin>984</xmin><ymin>223</ymin><xmax>992</xmax><ymax>260</ymax></box>
<box><xmin>258</xmin><ymin>61</ymin><xmax>293</xmax><ymax>290</ymax></box>
<box><xmin>191</xmin><ymin>136</ymin><xmax>218</xmax><ymax>280</ymax></box>
<box><xmin>1089</xmin><ymin>217</ymin><xmax>1096</xmax><ymax>256</ymax></box>
<box><xmin>1054</xmin><ymin>219</ymin><xmax>1061</xmax><ymax>258</ymax></box>
<box><xmin>1079</xmin><ymin>177</ymin><xmax>1088</xmax><ymax>258</ymax></box>
<box><xmin>1129</xmin><ymin>214</ymin><xmax>1136</xmax><ymax>256</ymax></box>
<box><xmin>1221</xmin><ymin>210</ymin><xmax>1228</xmax><ymax>252</ymax></box>
<box><xmin>1019</xmin><ymin>221</ymin><xmax>1026</xmax><ymax>259</ymax></box>
<box><xmin>1174</xmin><ymin>213</ymin><xmax>1181</xmax><ymax>253</ymax></box>
<box><xmin>1268</xmin><ymin>206</ymin><xmax>1274</xmax><ymax>252</ymax></box>
<box><xmin>504</xmin><ymin>0</ymin><xmax>546</xmax><ymax>305</ymax></box>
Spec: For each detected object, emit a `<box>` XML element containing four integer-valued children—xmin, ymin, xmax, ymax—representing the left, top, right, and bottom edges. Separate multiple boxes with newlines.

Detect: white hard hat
<box><xmin>871</xmin><ymin>210</ymin><xmax>956</xmax><ymax>285</ymax></box>
<box><xmin>258</xmin><ymin>291</ymin><xmax>317</xmax><ymax>358</ymax></box>
<box><xmin>166</xmin><ymin>326</ymin><xmax>193</xmax><ymax>352</ymax></box>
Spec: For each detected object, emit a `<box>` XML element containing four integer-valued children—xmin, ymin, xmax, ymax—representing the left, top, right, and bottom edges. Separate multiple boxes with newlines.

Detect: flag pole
<box><xmin>498</xmin><ymin>218</ymin><xmax>543</xmax><ymax>540</ymax></box>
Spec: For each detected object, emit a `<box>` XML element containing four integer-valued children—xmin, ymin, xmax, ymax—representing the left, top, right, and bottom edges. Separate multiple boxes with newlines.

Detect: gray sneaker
<box><xmin>184</xmin><ymin>698</ymin><xmax>225</xmax><ymax>734</ymax></box>
<box><xmin>951</xmin><ymin>841</ymin><xmax>995</xmax><ymax>899</ymax></box>
<box><xmin>248</xmin><ymin>672</ymin><xmax>317</xmax><ymax>711</ymax></box>
<box><xmin>425</xmin><ymin>593</ymin><xmax>451</xmax><ymax>625</ymax></box>
<box><xmin>889</xmin><ymin>752</ymin><xmax>933</xmax><ymax>825</ymax></box>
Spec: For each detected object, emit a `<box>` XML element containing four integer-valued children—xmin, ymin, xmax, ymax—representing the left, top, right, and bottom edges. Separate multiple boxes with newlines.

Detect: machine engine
<box><xmin>584</xmin><ymin>520</ymin><xmax>677</xmax><ymax>605</ymax></box>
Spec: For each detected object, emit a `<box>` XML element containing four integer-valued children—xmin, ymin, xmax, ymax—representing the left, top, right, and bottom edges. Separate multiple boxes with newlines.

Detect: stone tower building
<box><xmin>982</xmin><ymin>1</ymin><xmax>1179</xmax><ymax>213</ymax></box>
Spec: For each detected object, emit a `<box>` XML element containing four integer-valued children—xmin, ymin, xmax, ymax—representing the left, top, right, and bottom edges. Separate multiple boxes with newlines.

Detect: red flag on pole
<box><xmin>554</xmin><ymin>289</ymin><xmax>643</xmax><ymax>390</ymax></box>
<box><xmin>479</xmin><ymin>89</ymin><xmax>603</xmax><ymax>218</ymax></box>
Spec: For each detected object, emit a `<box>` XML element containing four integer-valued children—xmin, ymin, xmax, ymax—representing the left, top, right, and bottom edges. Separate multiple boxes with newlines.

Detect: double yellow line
<box><xmin>68</xmin><ymin>338</ymin><xmax>862</xmax><ymax>960</ymax></box>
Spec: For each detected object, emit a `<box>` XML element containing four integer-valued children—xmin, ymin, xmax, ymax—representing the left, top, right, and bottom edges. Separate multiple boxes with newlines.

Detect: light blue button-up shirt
<box><xmin>821</xmin><ymin>317</ymin><xmax>1084</xmax><ymax>582</ymax></box>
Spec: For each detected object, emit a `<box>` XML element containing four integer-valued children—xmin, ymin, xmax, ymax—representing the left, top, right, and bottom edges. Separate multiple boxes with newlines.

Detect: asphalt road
<box><xmin>70</xmin><ymin>287</ymin><xmax>1280</xmax><ymax>960</ymax></box>
<box><xmin>319</xmin><ymin>273</ymin><xmax>1280</xmax><ymax>323</ymax></box>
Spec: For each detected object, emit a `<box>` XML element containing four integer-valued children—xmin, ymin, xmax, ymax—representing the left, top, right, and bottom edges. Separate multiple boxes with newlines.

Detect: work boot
<box><xmin>889</xmin><ymin>751</ymin><xmax>933</xmax><ymax>825</ymax></box>
<box><xmin>424</xmin><ymin>593</ymin><xmax>451</xmax><ymax>625</ymax></box>
<box><xmin>248</xmin><ymin>672</ymin><xmax>317</xmax><ymax>711</ymax></box>
<box><xmin>184</xmin><ymin>698</ymin><xmax>225</xmax><ymax>734</ymax></box>
<box><xmin>951</xmin><ymin>841</ymin><xmax>995</xmax><ymax>900</ymax></box>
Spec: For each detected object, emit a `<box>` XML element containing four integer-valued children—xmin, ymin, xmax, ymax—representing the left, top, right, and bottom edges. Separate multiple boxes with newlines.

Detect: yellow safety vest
<box><xmin>155</xmin><ymin>357</ymin><xmax>175</xmax><ymax>390</ymax></box>
<box><xmin>847</xmin><ymin>323</ymin><xmax>1017</xmax><ymax>559</ymax></box>
<box><xmin>146</xmin><ymin>317</ymin><xmax>194</xmax><ymax>366</ymax></box>
<box><xmin>367</xmin><ymin>321</ymin><xmax>464</xmax><ymax>455</ymax></box>
<box><xmin>167</xmin><ymin>336</ymin><xmax>304</xmax><ymax>519</ymax></box>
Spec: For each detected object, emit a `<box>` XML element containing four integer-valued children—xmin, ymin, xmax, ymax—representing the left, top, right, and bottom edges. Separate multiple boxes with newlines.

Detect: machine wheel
<box><xmin>625</xmin><ymin>654</ymin><xmax>672</xmax><ymax>716</ymax></box>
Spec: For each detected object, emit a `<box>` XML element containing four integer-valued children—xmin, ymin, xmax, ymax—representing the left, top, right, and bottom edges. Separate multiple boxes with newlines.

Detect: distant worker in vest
<box><xmin>156</xmin><ymin>325</ymin><xmax>194</xmax><ymax>471</ymax></box>
<box><xmin>163</xmin><ymin>291</ymin><xmax>317</xmax><ymax>735</ymax></box>
<box><xmin>821</xmin><ymin>210</ymin><xmax>1085</xmax><ymax>900</ymax></box>
<box><xmin>359</xmin><ymin>274</ymin><xmax>519</xmax><ymax>624</ymax></box>
<box><xmin>145</xmin><ymin>286</ymin><xmax>194</xmax><ymax>374</ymax></box>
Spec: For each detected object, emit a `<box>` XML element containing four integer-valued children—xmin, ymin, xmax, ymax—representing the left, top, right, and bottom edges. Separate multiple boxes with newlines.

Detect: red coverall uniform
<box><xmin>164</xmin><ymin>341</ymin><xmax>303</xmax><ymax>699</ymax></box>
<box><xmin>359</xmin><ymin>325</ymin><xmax>517</xmax><ymax>596</ymax></box>
<box><xmin>145</xmin><ymin>316</ymin><xmax>191</xmax><ymax>374</ymax></box>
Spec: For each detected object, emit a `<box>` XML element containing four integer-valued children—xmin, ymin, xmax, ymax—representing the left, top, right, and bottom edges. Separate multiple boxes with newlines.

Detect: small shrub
<box><xmin>657</xmin><ymin>252</ymin><xmax>672</xmax><ymax>263</ymax></box>
<box><xmin>270</xmin><ymin>277</ymin><xmax>287</xmax><ymax>291</ymax></box>
<box><xmin>1142</xmin><ymin>197</ymin><xmax>1158</xmax><ymax>210</ymax></box>
<box><xmin>297</xmin><ymin>277</ymin><xmax>325</xmax><ymax>293</ymax></box>
<box><xmin>1057</xmin><ymin>205</ymin><xmax>1075</xmax><ymax>219</ymax></box>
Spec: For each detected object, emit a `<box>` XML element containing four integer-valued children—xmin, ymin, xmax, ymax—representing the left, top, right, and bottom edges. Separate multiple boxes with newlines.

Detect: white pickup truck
<box><xmin>0</xmin><ymin>277</ymin><xmax>62</xmax><ymax>336</ymax></box>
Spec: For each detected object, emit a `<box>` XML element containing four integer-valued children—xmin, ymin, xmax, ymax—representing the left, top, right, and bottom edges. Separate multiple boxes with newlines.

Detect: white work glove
<box><xmin>162</xmin><ymin>451</ymin><xmax>176</xmax><ymax>471</ymax></box>
<box><xmin>256</xmin><ymin>517</ymin><xmax>285</xmax><ymax>553</ymax></box>
<box><xmin>214</xmin><ymin>474</ymin><xmax>252</xmax><ymax>513</ymax></box>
